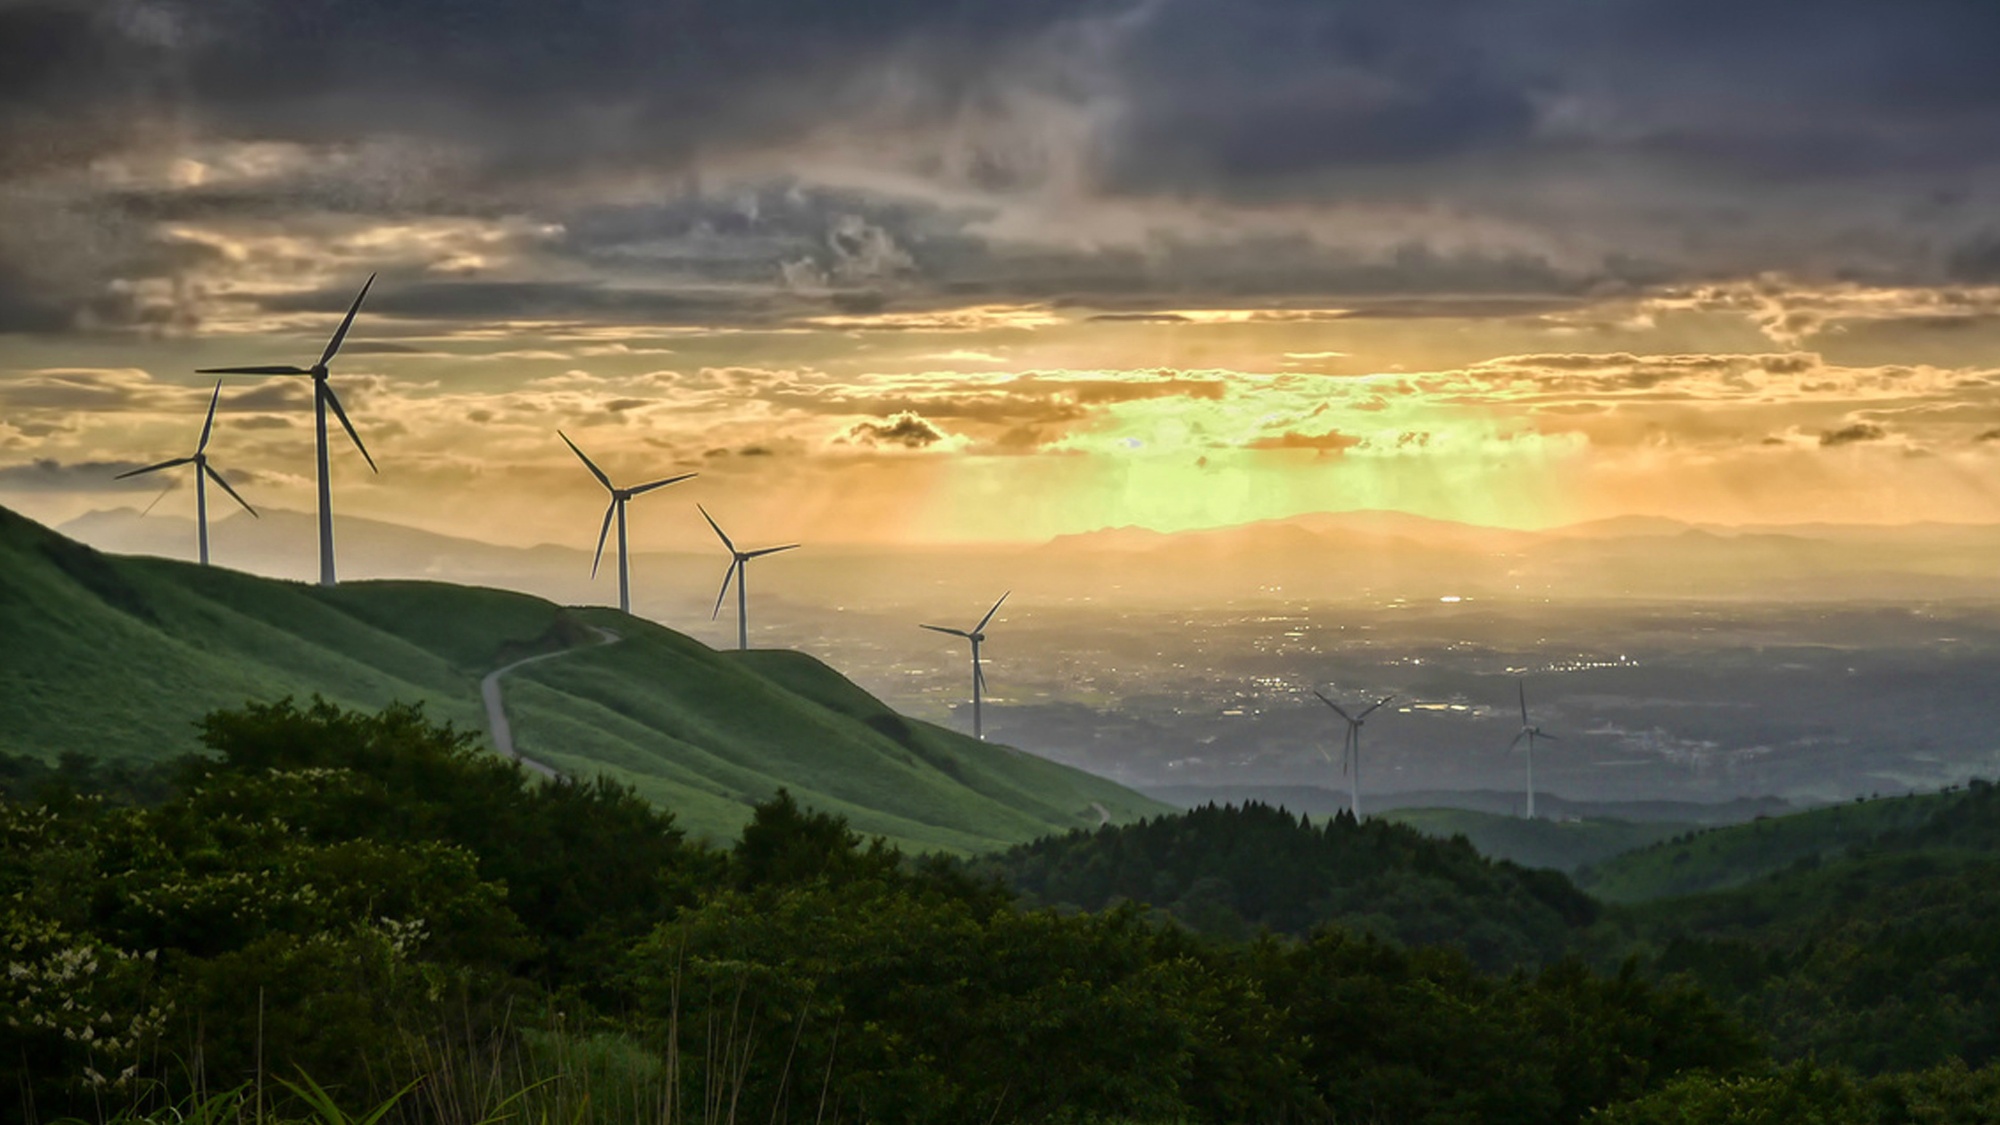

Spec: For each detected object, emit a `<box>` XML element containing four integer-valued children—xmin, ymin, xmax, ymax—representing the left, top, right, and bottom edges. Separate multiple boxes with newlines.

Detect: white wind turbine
<box><xmin>921</xmin><ymin>592</ymin><xmax>1009</xmax><ymax>740</ymax></box>
<box><xmin>1511</xmin><ymin>680</ymin><xmax>1559</xmax><ymax>819</ymax></box>
<box><xmin>560</xmin><ymin>431</ymin><xmax>696</xmax><ymax>615</ymax></box>
<box><xmin>197</xmin><ymin>273</ymin><xmax>377</xmax><ymax>587</ymax></box>
<box><xmin>115</xmin><ymin>381</ymin><xmax>258</xmax><ymax>565</ymax></box>
<box><xmin>1313</xmin><ymin>690</ymin><xmax>1394</xmax><ymax>819</ymax></box>
<box><xmin>699</xmin><ymin>505</ymin><xmax>799</xmax><ymax>651</ymax></box>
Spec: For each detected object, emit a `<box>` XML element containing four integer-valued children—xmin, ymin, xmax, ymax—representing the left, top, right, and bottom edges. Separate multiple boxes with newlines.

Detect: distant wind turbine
<box><xmin>699</xmin><ymin>504</ymin><xmax>799</xmax><ymax>651</ymax></box>
<box><xmin>1314</xmin><ymin>690</ymin><xmax>1393</xmax><ymax>819</ymax></box>
<box><xmin>560</xmin><ymin>431</ymin><xmax>695</xmax><ymax>615</ymax></box>
<box><xmin>922</xmin><ymin>592</ymin><xmax>1009</xmax><ymax>740</ymax></box>
<box><xmin>197</xmin><ymin>273</ymin><xmax>377</xmax><ymax>587</ymax></box>
<box><xmin>115</xmin><ymin>381</ymin><xmax>258</xmax><ymax>565</ymax></box>
<box><xmin>1511</xmin><ymin>680</ymin><xmax>1559</xmax><ymax>819</ymax></box>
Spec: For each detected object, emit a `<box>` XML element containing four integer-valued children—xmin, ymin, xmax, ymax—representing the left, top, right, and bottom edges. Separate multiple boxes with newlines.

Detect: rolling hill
<box><xmin>1379</xmin><ymin>807</ymin><xmax>1697</xmax><ymax>873</ymax></box>
<box><xmin>0</xmin><ymin>505</ymin><xmax>1165</xmax><ymax>851</ymax></box>
<box><xmin>1578</xmin><ymin>789</ymin><xmax>1951</xmax><ymax>902</ymax></box>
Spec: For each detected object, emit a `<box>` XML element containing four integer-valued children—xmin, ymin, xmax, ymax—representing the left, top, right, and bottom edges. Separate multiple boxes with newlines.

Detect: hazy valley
<box><xmin>54</xmin><ymin>502</ymin><xmax>2000</xmax><ymax>811</ymax></box>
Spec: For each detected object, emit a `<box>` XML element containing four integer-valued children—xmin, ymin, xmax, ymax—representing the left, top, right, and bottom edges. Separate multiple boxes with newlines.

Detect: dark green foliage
<box><xmin>1581</xmin><ymin>790</ymin><xmax>1955</xmax><ymax>902</ymax></box>
<box><xmin>980</xmin><ymin>801</ymin><xmax>1598</xmax><ymax>969</ymax></box>
<box><xmin>2</xmin><ymin>699</ymin><xmax>1767</xmax><ymax>1124</ymax></box>
<box><xmin>1594</xmin><ymin>779</ymin><xmax>2000</xmax><ymax>1074</ymax></box>
<box><xmin>1596</xmin><ymin>1059</ymin><xmax>2000</xmax><ymax>1124</ymax></box>
<box><xmin>1261</xmin><ymin>935</ymin><xmax>1758</xmax><ymax>1125</ymax></box>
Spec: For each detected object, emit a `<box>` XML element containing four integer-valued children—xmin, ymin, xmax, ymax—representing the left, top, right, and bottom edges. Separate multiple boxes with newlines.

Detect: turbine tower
<box><xmin>197</xmin><ymin>273</ymin><xmax>377</xmax><ymax>587</ymax></box>
<box><xmin>1510</xmin><ymin>680</ymin><xmax>1559</xmax><ymax>819</ymax></box>
<box><xmin>115</xmin><ymin>381</ymin><xmax>258</xmax><ymax>565</ymax></box>
<box><xmin>699</xmin><ymin>504</ymin><xmax>799</xmax><ymax>651</ymax></box>
<box><xmin>921</xmin><ymin>592</ymin><xmax>1009</xmax><ymax>740</ymax></box>
<box><xmin>1314</xmin><ymin>690</ymin><xmax>1393</xmax><ymax>819</ymax></box>
<box><xmin>560</xmin><ymin>431</ymin><xmax>695</xmax><ymax>615</ymax></box>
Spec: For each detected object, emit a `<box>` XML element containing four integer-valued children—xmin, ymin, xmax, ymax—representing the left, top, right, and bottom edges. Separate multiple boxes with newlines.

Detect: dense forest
<box><xmin>5</xmin><ymin>699</ymin><xmax>2000</xmax><ymax>1123</ymax></box>
<box><xmin>976</xmin><ymin>801</ymin><xmax>1596</xmax><ymax>969</ymax></box>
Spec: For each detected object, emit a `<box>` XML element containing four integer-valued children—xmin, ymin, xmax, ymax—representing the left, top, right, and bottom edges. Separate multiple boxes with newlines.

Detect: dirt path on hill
<box><xmin>481</xmin><ymin>624</ymin><xmax>621</xmax><ymax>779</ymax></box>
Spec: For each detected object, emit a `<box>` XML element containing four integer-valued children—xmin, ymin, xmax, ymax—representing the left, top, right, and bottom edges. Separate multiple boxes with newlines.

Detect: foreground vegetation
<box><xmin>10</xmin><ymin>698</ymin><xmax>2000</xmax><ymax>1122</ymax></box>
<box><xmin>0</xmin><ymin>699</ymin><xmax>1752</xmax><ymax>1123</ymax></box>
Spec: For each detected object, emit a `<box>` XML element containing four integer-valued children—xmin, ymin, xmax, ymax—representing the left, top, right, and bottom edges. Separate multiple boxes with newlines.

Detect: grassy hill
<box><xmin>1380</xmin><ymin>807</ymin><xmax>1696</xmax><ymax>873</ymax></box>
<box><xmin>0</xmin><ymin>505</ymin><xmax>1165</xmax><ymax>851</ymax></box>
<box><xmin>1578</xmin><ymin>790</ymin><xmax>1949</xmax><ymax>902</ymax></box>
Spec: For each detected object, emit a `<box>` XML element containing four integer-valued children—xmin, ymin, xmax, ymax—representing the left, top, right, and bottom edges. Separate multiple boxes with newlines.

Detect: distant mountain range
<box><xmin>55</xmin><ymin>504</ymin><xmax>2000</xmax><ymax>612</ymax></box>
<box><xmin>1033</xmin><ymin>509</ymin><xmax>2000</xmax><ymax>602</ymax></box>
<box><xmin>0</xmin><ymin>504</ymin><xmax>1165</xmax><ymax>851</ymax></box>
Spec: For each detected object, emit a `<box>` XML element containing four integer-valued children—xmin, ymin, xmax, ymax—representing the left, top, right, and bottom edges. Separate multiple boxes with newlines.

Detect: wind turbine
<box><xmin>197</xmin><ymin>273</ymin><xmax>377</xmax><ymax>587</ymax></box>
<box><xmin>921</xmin><ymin>592</ymin><xmax>1009</xmax><ymax>740</ymax></box>
<box><xmin>1510</xmin><ymin>680</ymin><xmax>1559</xmax><ymax>819</ymax></box>
<box><xmin>560</xmin><ymin>431</ymin><xmax>696</xmax><ymax>615</ymax></box>
<box><xmin>699</xmin><ymin>504</ymin><xmax>799</xmax><ymax>651</ymax></box>
<box><xmin>115</xmin><ymin>381</ymin><xmax>258</xmax><ymax>565</ymax></box>
<box><xmin>1313</xmin><ymin>690</ymin><xmax>1393</xmax><ymax>819</ymax></box>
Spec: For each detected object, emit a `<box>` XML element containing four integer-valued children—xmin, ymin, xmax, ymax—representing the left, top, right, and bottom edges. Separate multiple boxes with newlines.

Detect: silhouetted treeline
<box><xmin>978</xmin><ymin>800</ymin><xmax>1596</xmax><ymax>968</ymax></box>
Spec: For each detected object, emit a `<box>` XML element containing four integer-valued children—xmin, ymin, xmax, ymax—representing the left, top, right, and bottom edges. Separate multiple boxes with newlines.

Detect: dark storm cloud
<box><xmin>1821</xmin><ymin>423</ymin><xmax>1889</xmax><ymax>447</ymax></box>
<box><xmin>9</xmin><ymin>0</ymin><xmax>2000</xmax><ymax>335</ymax></box>
<box><xmin>0</xmin><ymin>458</ymin><xmax>171</xmax><ymax>492</ymax></box>
<box><xmin>257</xmin><ymin>279</ymin><xmax>786</xmax><ymax>327</ymax></box>
<box><xmin>1244</xmin><ymin>430</ymin><xmax>1361</xmax><ymax>453</ymax></box>
<box><xmin>842</xmin><ymin>412</ymin><xmax>949</xmax><ymax>448</ymax></box>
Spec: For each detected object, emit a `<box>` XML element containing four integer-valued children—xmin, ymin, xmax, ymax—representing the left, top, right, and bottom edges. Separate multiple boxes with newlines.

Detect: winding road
<box><xmin>481</xmin><ymin>625</ymin><xmax>622</xmax><ymax>780</ymax></box>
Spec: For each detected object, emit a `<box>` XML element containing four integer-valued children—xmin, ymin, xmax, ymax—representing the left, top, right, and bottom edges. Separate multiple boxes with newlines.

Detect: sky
<box><xmin>6</xmin><ymin>0</ymin><xmax>2000</xmax><ymax>550</ymax></box>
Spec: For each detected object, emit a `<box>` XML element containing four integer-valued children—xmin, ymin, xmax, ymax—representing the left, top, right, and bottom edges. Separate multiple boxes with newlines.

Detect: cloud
<box><xmin>0</xmin><ymin>458</ymin><xmax>171</xmax><ymax>492</ymax></box>
<box><xmin>840</xmin><ymin>411</ymin><xmax>951</xmax><ymax>449</ymax></box>
<box><xmin>1244</xmin><ymin>429</ymin><xmax>1361</xmax><ymax>453</ymax></box>
<box><xmin>1820</xmin><ymin>422</ymin><xmax>1888</xmax><ymax>446</ymax></box>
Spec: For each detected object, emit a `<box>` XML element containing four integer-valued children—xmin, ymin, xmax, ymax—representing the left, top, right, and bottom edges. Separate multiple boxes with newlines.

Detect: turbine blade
<box><xmin>319</xmin><ymin>273</ymin><xmax>375</xmax><ymax>366</ymax></box>
<box><xmin>1342</xmin><ymin>729</ymin><xmax>1353</xmax><ymax>775</ymax></box>
<box><xmin>590</xmin><ymin>500</ymin><xmax>616</xmax><ymax>577</ymax></box>
<box><xmin>697</xmin><ymin>504</ymin><xmax>736</xmax><ymax>552</ymax></box>
<box><xmin>627</xmin><ymin>472</ymin><xmax>696</xmax><ymax>497</ymax></box>
<box><xmin>1509</xmin><ymin>730</ymin><xmax>1528</xmax><ymax>751</ymax></box>
<box><xmin>321</xmin><ymin>384</ymin><xmax>376</xmax><ymax>472</ymax></box>
<box><xmin>745</xmin><ymin>543</ymin><xmax>800</xmax><ymax>559</ymax></box>
<box><xmin>115</xmin><ymin>456</ymin><xmax>193</xmax><ymax>479</ymax></box>
<box><xmin>196</xmin><ymin>365</ymin><xmax>311</xmax><ymax>375</ymax></box>
<box><xmin>139</xmin><ymin>482</ymin><xmax>173</xmax><ymax>516</ymax></box>
<box><xmin>1519</xmin><ymin>680</ymin><xmax>1530</xmax><ymax>726</ymax></box>
<box><xmin>203</xmin><ymin>463</ymin><xmax>258</xmax><ymax>517</ymax></box>
<box><xmin>975</xmin><ymin>659</ymin><xmax>987</xmax><ymax>696</ymax></box>
<box><xmin>921</xmin><ymin>624</ymin><xmax>972</xmax><ymax>638</ymax></box>
<box><xmin>975</xmin><ymin>590</ymin><xmax>1010</xmax><ymax>633</ymax></box>
<box><xmin>559</xmin><ymin>431</ymin><xmax>613</xmax><ymax>491</ymax></box>
<box><xmin>1538</xmin><ymin>732</ymin><xmax>1561</xmax><ymax>742</ymax></box>
<box><xmin>711</xmin><ymin>562</ymin><xmax>737</xmax><ymax>621</ymax></box>
<box><xmin>1313</xmin><ymin>691</ymin><xmax>1354</xmax><ymax>722</ymax></box>
<box><xmin>196</xmin><ymin>381</ymin><xmax>223</xmax><ymax>453</ymax></box>
<box><xmin>1357</xmin><ymin>694</ymin><xmax>1394</xmax><ymax>720</ymax></box>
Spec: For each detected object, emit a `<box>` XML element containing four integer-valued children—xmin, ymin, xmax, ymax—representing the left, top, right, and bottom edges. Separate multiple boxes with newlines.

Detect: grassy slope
<box><xmin>1578</xmin><ymin>791</ymin><xmax>1948</xmax><ymax>902</ymax></box>
<box><xmin>1380</xmin><ymin>807</ymin><xmax>1696</xmax><ymax>874</ymax></box>
<box><xmin>0</xmin><ymin>506</ymin><xmax>1167</xmax><ymax>852</ymax></box>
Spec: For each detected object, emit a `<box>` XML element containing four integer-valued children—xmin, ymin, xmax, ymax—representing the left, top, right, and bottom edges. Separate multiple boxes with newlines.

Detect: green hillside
<box><xmin>1381</xmin><ymin>807</ymin><xmax>1696</xmax><ymax>873</ymax></box>
<box><xmin>1579</xmin><ymin>790</ymin><xmax>1947</xmax><ymax>902</ymax></box>
<box><xmin>0</xmin><ymin>505</ymin><xmax>1164</xmax><ymax>851</ymax></box>
<box><xmin>1595</xmin><ymin>780</ymin><xmax>2000</xmax><ymax>1072</ymax></box>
